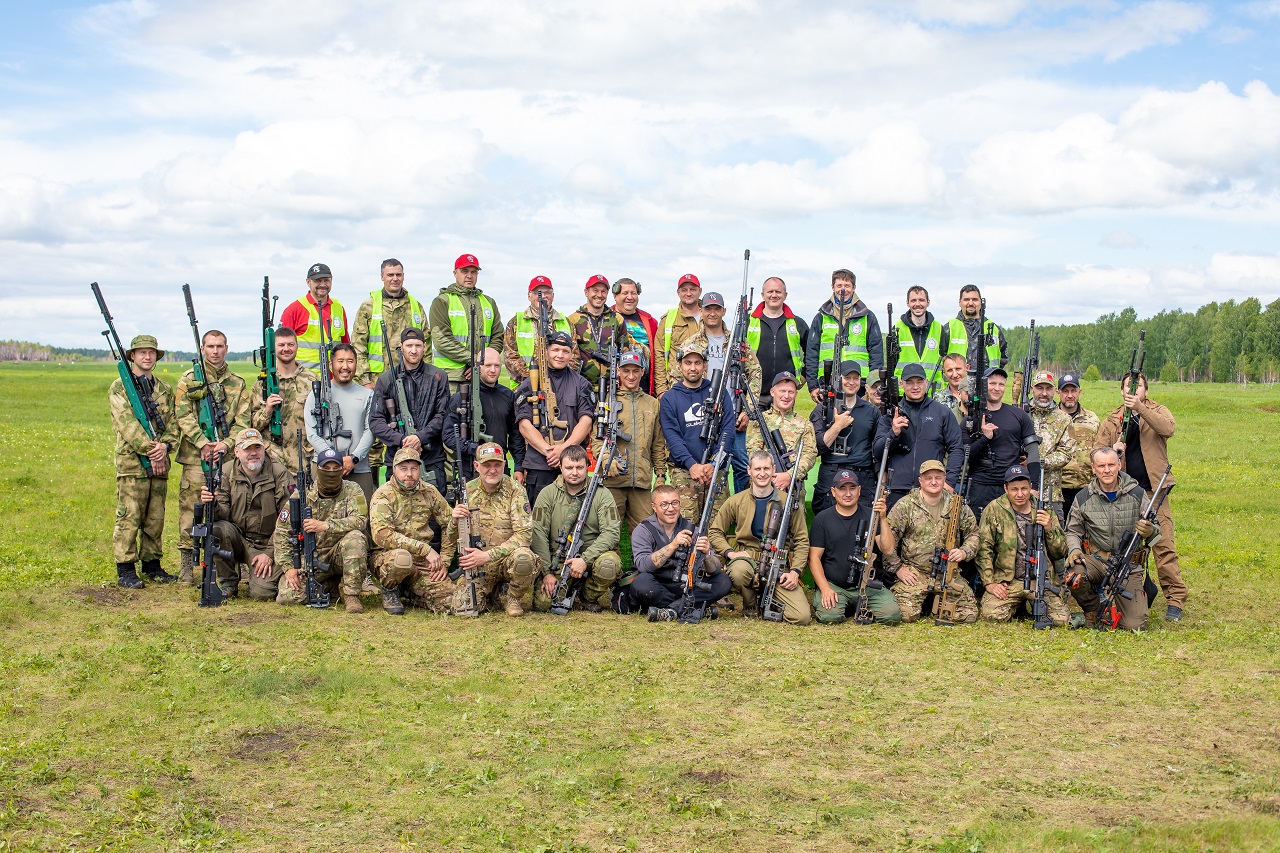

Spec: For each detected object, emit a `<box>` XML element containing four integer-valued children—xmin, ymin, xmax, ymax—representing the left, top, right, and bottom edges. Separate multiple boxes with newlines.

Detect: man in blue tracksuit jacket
<box><xmin>659</xmin><ymin>341</ymin><xmax>736</xmax><ymax>521</ymax></box>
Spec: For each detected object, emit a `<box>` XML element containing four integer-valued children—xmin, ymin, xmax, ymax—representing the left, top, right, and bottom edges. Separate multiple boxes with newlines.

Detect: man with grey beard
<box><xmin>199</xmin><ymin>429</ymin><xmax>292</xmax><ymax>600</ymax></box>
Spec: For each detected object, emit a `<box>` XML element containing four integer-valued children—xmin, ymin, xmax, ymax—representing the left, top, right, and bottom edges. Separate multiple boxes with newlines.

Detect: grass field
<box><xmin>1</xmin><ymin>362</ymin><xmax>1279</xmax><ymax>852</ymax></box>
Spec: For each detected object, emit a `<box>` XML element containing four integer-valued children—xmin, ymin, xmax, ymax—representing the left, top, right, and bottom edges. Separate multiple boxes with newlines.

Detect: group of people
<box><xmin>105</xmin><ymin>254</ymin><xmax>1188</xmax><ymax>629</ymax></box>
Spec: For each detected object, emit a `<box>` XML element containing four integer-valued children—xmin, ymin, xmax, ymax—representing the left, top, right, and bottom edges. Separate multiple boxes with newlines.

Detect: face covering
<box><xmin>316</xmin><ymin>468</ymin><xmax>344</xmax><ymax>497</ymax></box>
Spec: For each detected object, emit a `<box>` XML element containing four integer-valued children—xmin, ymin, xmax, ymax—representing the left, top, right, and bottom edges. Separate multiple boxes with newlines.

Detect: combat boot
<box><xmin>382</xmin><ymin>586</ymin><xmax>405</xmax><ymax>615</ymax></box>
<box><xmin>1084</xmin><ymin>611</ymin><xmax>1098</xmax><ymax>629</ymax></box>
<box><xmin>343</xmin><ymin>594</ymin><xmax>364</xmax><ymax>614</ymax></box>
<box><xmin>116</xmin><ymin>562</ymin><xmax>145</xmax><ymax>589</ymax></box>
<box><xmin>647</xmin><ymin>606</ymin><xmax>677</xmax><ymax>622</ymax></box>
<box><xmin>178</xmin><ymin>551</ymin><xmax>194</xmax><ymax>585</ymax></box>
<box><xmin>141</xmin><ymin>559</ymin><xmax>176</xmax><ymax>584</ymax></box>
<box><xmin>503</xmin><ymin>591</ymin><xmax>525</xmax><ymax>618</ymax></box>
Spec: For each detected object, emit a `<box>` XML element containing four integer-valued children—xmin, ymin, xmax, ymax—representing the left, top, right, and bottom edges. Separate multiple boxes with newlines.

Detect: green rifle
<box><xmin>255</xmin><ymin>276</ymin><xmax>282</xmax><ymax>444</ymax></box>
<box><xmin>91</xmin><ymin>282</ymin><xmax>166</xmax><ymax>474</ymax></box>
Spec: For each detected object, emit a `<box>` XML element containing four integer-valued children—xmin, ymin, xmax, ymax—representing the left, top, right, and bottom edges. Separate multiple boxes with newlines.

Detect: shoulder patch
<box><xmin>524</xmin><ymin>502</ymin><xmax>532</xmax><ymax>514</ymax></box>
<box><xmin>279</xmin><ymin>508</ymin><xmax>289</xmax><ymax>522</ymax></box>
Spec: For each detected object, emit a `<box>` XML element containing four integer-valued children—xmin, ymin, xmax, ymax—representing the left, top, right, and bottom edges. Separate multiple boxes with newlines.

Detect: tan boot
<box><xmin>1084</xmin><ymin>611</ymin><xmax>1098</xmax><ymax>629</ymax></box>
<box><xmin>344</xmin><ymin>594</ymin><xmax>364</xmax><ymax>614</ymax></box>
<box><xmin>504</xmin><ymin>592</ymin><xmax>525</xmax><ymax>618</ymax></box>
<box><xmin>178</xmin><ymin>551</ymin><xmax>194</xmax><ymax>585</ymax></box>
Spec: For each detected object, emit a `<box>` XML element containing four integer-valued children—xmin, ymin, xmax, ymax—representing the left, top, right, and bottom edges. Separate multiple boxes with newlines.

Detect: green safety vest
<box><xmin>433</xmin><ymin>292</ymin><xmax>497</xmax><ymax>370</ymax></box>
<box><xmin>745</xmin><ymin>315</ymin><xmax>803</xmax><ymax>375</ymax></box>
<box><xmin>818</xmin><ymin>312</ymin><xmax>870</xmax><ymax>371</ymax></box>
<box><xmin>894</xmin><ymin>318</ymin><xmax>943</xmax><ymax>377</ymax></box>
<box><xmin>366</xmin><ymin>290</ymin><xmax>426</xmax><ymax>373</ymax></box>
<box><xmin>297</xmin><ymin>297</ymin><xmax>347</xmax><ymax>369</ymax></box>
<box><xmin>946</xmin><ymin>317</ymin><xmax>1001</xmax><ymax>367</ymax></box>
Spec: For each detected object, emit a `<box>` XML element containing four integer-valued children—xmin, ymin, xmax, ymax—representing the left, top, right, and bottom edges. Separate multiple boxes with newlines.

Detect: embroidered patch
<box><xmin>278</xmin><ymin>508</ymin><xmax>289</xmax><ymax>522</ymax></box>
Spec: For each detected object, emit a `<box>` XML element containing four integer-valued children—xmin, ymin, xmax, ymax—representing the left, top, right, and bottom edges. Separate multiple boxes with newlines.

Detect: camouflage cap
<box><xmin>475</xmin><ymin>442</ymin><xmax>505</xmax><ymax>465</ymax></box>
<box><xmin>676</xmin><ymin>341</ymin><xmax>707</xmax><ymax>361</ymax></box>
<box><xmin>126</xmin><ymin>334</ymin><xmax>165</xmax><ymax>360</ymax></box>
<box><xmin>392</xmin><ymin>446</ymin><xmax>422</xmax><ymax>466</ymax></box>
<box><xmin>239</xmin><ymin>428</ymin><xmax>266</xmax><ymax>448</ymax></box>
<box><xmin>1032</xmin><ymin>370</ymin><xmax>1055</xmax><ymax>387</ymax></box>
<box><xmin>918</xmin><ymin>459</ymin><xmax>946</xmax><ymax>476</ymax></box>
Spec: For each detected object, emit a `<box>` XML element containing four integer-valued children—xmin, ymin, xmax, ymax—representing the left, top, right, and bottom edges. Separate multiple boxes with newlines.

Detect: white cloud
<box><xmin>1100</xmin><ymin>230</ymin><xmax>1144</xmax><ymax>248</ymax></box>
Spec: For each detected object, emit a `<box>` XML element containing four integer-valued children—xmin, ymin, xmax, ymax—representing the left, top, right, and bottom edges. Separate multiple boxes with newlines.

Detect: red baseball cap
<box><xmin>454</xmin><ymin>253</ymin><xmax>481</xmax><ymax>271</ymax></box>
<box><xmin>677</xmin><ymin>273</ymin><xmax>701</xmax><ymax>288</ymax></box>
<box><xmin>529</xmin><ymin>275</ymin><xmax>553</xmax><ymax>292</ymax></box>
<box><xmin>584</xmin><ymin>274</ymin><xmax>609</xmax><ymax>291</ymax></box>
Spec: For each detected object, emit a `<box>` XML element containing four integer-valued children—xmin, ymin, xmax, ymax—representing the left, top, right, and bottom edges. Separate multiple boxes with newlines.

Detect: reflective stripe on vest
<box><xmin>894</xmin><ymin>319</ymin><xmax>943</xmax><ymax>376</ymax></box>
<box><xmin>818</xmin><ymin>314</ymin><xmax>870</xmax><ymax>368</ymax></box>
<box><xmin>514</xmin><ymin>312</ymin><xmax>573</xmax><ymax>366</ymax></box>
<box><xmin>434</xmin><ymin>293</ymin><xmax>496</xmax><ymax>369</ymax></box>
<box><xmin>367</xmin><ymin>290</ymin><xmax>426</xmax><ymax>372</ymax></box>
<box><xmin>296</xmin><ymin>298</ymin><xmax>347</xmax><ymax>369</ymax></box>
<box><xmin>947</xmin><ymin>318</ymin><xmax>1001</xmax><ymax>366</ymax></box>
<box><xmin>745</xmin><ymin>315</ymin><xmax>803</xmax><ymax>374</ymax></box>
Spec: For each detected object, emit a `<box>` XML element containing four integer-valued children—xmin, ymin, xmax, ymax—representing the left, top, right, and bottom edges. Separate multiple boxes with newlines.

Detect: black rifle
<box><xmin>756</xmin><ymin>438</ymin><xmax>805</xmax><ymax>622</ymax></box>
<box><xmin>1018</xmin><ymin>319</ymin><xmax>1038</xmax><ymax>412</ymax></box>
<box><xmin>1096</xmin><ymin>465</ymin><xmax>1171</xmax><ymax>630</ymax></box>
<box><xmin>548</xmin><ymin>435</ymin><xmax>621</xmax><ymax>615</ymax></box>
<box><xmin>880</xmin><ymin>303</ymin><xmax>902</xmax><ymax>416</ymax></box>
<box><xmin>289</xmin><ymin>429</ymin><xmax>331</xmax><ymax>609</ymax></box>
<box><xmin>192</xmin><ymin>460</ymin><xmax>231</xmax><ymax>609</ymax></box>
<box><xmin>310</xmin><ymin>314</ymin><xmax>350</xmax><ymax>445</ymax></box>
<box><xmin>966</xmin><ymin>298</ymin><xmax>989</xmax><ymax>442</ymax></box>
<box><xmin>822</xmin><ymin>310</ymin><xmax>851</xmax><ymax>439</ymax></box>
<box><xmin>446</xmin><ymin>425</ymin><xmax>486</xmax><ymax>615</ymax></box>
<box><xmin>739</xmin><ymin>379</ymin><xmax>791</xmax><ymax>472</ymax></box>
<box><xmin>254</xmin><ymin>276</ymin><xmax>283</xmax><ymax>445</ymax></box>
<box><xmin>1120</xmin><ymin>330</ymin><xmax>1147</xmax><ymax>443</ymax></box>
<box><xmin>91</xmin><ymin>282</ymin><xmax>166</xmax><ymax>474</ymax></box>
<box><xmin>385</xmin><ymin>343</ymin><xmax>417</xmax><ymax>438</ymax></box>
<box><xmin>670</xmin><ymin>449</ymin><xmax>730</xmax><ymax>624</ymax></box>
<box><xmin>698</xmin><ymin>252</ymin><xmax>751</xmax><ymax>465</ymax></box>
<box><xmin>849</xmin><ymin>443</ymin><xmax>892</xmax><ymax>624</ymax></box>
<box><xmin>1023</xmin><ymin>474</ymin><xmax>1058</xmax><ymax>630</ymax></box>
<box><xmin>452</xmin><ymin>304</ymin><xmax>492</xmax><ymax>497</ymax></box>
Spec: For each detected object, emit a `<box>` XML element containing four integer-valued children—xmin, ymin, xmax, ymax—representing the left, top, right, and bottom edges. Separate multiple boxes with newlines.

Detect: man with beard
<box><xmin>1025</xmin><ymin>370</ymin><xmax>1077</xmax><ymax>518</ymax></box>
<box><xmin>871</xmin><ymin>364</ymin><xmax>965</xmax><ymax>510</ymax></box>
<box><xmin>370</xmin><ymin>328</ymin><xmax>452</xmax><ymax>493</ymax></box>
<box><xmin>369</xmin><ymin>446</ymin><xmax>454</xmax><ymax>615</ymax></box>
<box><xmin>280</xmin><ymin>263</ymin><xmax>351</xmax><ymax>370</ymax></box>
<box><xmin>250</xmin><ymin>326</ymin><xmax>318</xmax><ymax>477</ymax></box>
<box><xmin>804</xmin><ymin>269</ymin><xmax>884</xmax><ymax>401</ymax></box>
<box><xmin>943</xmin><ymin>284</ymin><xmax>1008</xmax><ymax>380</ymax></box>
<box><xmin>659</xmin><ymin>341</ymin><xmax>735</xmax><ymax>521</ymax></box>
<box><xmin>569</xmin><ymin>274</ymin><xmax>635</xmax><ymax>384</ymax></box>
<box><xmin>199</xmin><ymin>429</ymin><xmax>292</xmax><ymax>600</ymax></box>
<box><xmin>628</xmin><ymin>485</ymin><xmax>732</xmax><ymax>620</ymax></box>
<box><xmin>274</xmin><ymin>448</ymin><xmax>370</xmax><ymax>613</ymax></box>
<box><xmin>514</xmin><ymin>331</ymin><xmax>595</xmax><ymax>505</ymax></box>
<box><xmin>304</xmin><ymin>343</ymin><xmax>375</xmax><ymax>505</ymax></box>
<box><xmin>590</xmin><ymin>351</ymin><xmax>667</xmax><ymax>531</ymax></box>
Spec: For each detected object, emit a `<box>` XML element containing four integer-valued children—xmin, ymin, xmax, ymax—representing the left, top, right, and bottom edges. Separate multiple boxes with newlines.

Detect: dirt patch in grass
<box><xmin>1258</xmin><ymin>402</ymin><xmax>1280</xmax><ymax>413</ymax></box>
<box><xmin>682</xmin><ymin>769</ymin><xmax>734</xmax><ymax>785</ymax></box>
<box><xmin>221</xmin><ymin>609</ymin><xmax>286</xmax><ymax>626</ymax></box>
<box><xmin>233</xmin><ymin>725</ymin><xmax>327</xmax><ymax>762</ymax></box>
<box><xmin>72</xmin><ymin>585</ymin><xmax>131</xmax><ymax>606</ymax></box>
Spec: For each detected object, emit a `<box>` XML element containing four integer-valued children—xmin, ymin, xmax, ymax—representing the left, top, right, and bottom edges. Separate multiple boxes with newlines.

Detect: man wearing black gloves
<box><xmin>966</xmin><ymin>367</ymin><xmax>1040</xmax><ymax>521</ymax></box>
<box><xmin>810</xmin><ymin>362</ymin><xmax>878</xmax><ymax>516</ymax></box>
<box><xmin>871</xmin><ymin>363</ymin><xmax>964</xmax><ymax>510</ymax></box>
<box><xmin>369</xmin><ymin>328</ymin><xmax>452</xmax><ymax>492</ymax></box>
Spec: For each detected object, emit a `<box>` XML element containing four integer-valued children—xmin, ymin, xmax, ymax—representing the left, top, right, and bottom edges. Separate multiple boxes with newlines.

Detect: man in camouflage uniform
<box><xmin>250</xmin><ymin>326</ymin><xmax>318</xmax><ymax>477</ymax></box>
<box><xmin>1025</xmin><ymin>370</ymin><xmax>1077</xmax><ymax>515</ymax></box>
<box><xmin>886</xmin><ymin>460</ymin><xmax>980</xmax><ymax>623</ymax></box>
<box><xmin>199</xmin><ymin>429</ymin><xmax>291</xmax><ymax>600</ymax></box>
<box><xmin>109</xmin><ymin>334</ymin><xmax>179</xmax><ymax>588</ymax></box>
<box><xmin>1055</xmin><ymin>372</ymin><xmax>1099</xmax><ymax>517</ymax></box>
<box><xmin>654</xmin><ymin>273</ymin><xmax>704</xmax><ymax>395</ymax></box>
<box><xmin>352</xmin><ymin>258</ymin><xmax>427</xmax><ymax>388</ymax></box>
<box><xmin>440</xmin><ymin>442</ymin><xmax>539</xmax><ymax>616</ymax></box>
<box><xmin>531</xmin><ymin>445</ymin><xmax>621</xmax><ymax>613</ymax></box>
<box><xmin>175</xmin><ymin>328</ymin><xmax>252</xmax><ymax>584</ymax></box>
<box><xmin>975</xmin><ymin>465</ymin><xmax>1070</xmax><ymax>626</ymax></box>
<box><xmin>658</xmin><ymin>341</ymin><xmax>735</xmax><ymax>521</ymax></box>
<box><xmin>274</xmin><ymin>448</ymin><xmax>370</xmax><ymax>612</ymax></box>
<box><xmin>932</xmin><ymin>353</ymin><xmax>969</xmax><ymax>425</ymax></box>
<box><xmin>368</xmin><ymin>446</ymin><xmax>454</xmax><ymax>615</ymax></box>
<box><xmin>591</xmin><ymin>351</ymin><xmax>666</xmax><ymax>530</ymax></box>
<box><xmin>569</xmin><ymin>274</ymin><xmax>635</xmax><ymax>384</ymax></box>
<box><xmin>745</xmin><ymin>371</ymin><xmax>817</xmax><ymax>494</ymax></box>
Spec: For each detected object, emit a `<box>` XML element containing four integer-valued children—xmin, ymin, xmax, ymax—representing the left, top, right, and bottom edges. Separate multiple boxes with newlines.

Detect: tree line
<box><xmin>1005</xmin><ymin>297</ymin><xmax>1280</xmax><ymax>384</ymax></box>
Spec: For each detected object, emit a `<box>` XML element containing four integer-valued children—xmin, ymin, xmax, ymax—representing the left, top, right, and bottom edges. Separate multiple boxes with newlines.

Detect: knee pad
<box><xmin>393</xmin><ymin>549</ymin><xmax>414</xmax><ymax>570</ymax></box>
<box><xmin>594</xmin><ymin>554</ymin><xmax>620</xmax><ymax>583</ymax></box>
<box><xmin>512</xmin><ymin>550</ymin><xmax>535</xmax><ymax>580</ymax></box>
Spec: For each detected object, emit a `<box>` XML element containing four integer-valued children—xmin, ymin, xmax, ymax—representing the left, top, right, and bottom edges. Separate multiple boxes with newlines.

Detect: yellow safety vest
<box><xmin>297</xmin><ymin>297</ymin><xmax>347</xmax><ymax>369</ymax></box>
<box><xmin>434</xmin><ymin>292</ymin><xmax>496</xmax><ymax>370</ymax></box>
<box><xmin>367</xmin><ymin>290</ymin><xmax>426</xmax><ymax>373</ymax></box>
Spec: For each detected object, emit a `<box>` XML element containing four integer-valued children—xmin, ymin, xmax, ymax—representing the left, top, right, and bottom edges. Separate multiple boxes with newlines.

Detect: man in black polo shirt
<box><xmin>966</xmin><ymin>366</ymin><xmax>1040</xmax><ymax>520</ymax></box>
<box><xmin>809</xmin><ymin>469</ymin><xmax>902</xmax><ymax>625</ymax></box>
<box><xmin>810</xmin><ymin>362</ymin><xmax>878</xmax><ymax>516</ymax></box>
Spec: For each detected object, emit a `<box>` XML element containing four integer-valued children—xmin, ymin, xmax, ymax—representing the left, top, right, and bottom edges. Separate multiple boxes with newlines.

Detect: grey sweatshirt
<box><xmin>304</xmin><ymin>381</ymin><xmax>374</xmax><ymax>473</ymax></box>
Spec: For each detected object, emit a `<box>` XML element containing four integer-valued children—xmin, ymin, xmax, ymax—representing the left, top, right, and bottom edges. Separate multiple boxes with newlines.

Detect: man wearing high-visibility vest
<box><xmin>429</xmin><ymin>253</ymin><xmax>503</xmax><ymax>394</ymax></box>
<box><xmin>804</xmin><ymin>269</ymin><xmax>884</xmax><ymax>403</ymax></box>
<box><xmin>943</xmin><ymin>284</ymin><xmax>1008</xmax><ymax>385</ymax></box>
<box><xmin>280</xmin><ymin>262</ymin><xmax>352</xmax><ymax>371</ymax></box>
<box><xmin>503</xmin><ymin>275</ymin><xmax>578</xmax><ymax>385</ymax></box>
<box><xmin>746</xmin><ymin>276</ymin><xmax>809</xmax><ymax>398</ymax></box>
<box><xmin>654</xmin><ymin>273</ymin><xmax>704</xmax><ymax>396</ymax></box>
<box><xmin>894</xmin><ymin>286</ymin><xmax>946</xmax><ymax>393</ymax></box>
<box><xmin>352</xmin><ymin>258</ymin><xmax>427</xmax><ymax>388</ymax></box>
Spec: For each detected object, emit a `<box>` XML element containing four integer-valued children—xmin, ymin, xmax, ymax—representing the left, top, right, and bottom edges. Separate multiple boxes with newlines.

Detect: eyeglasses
<box><xmin>656</xmin><ymin>500</ymin><xmax>680</xmax><ymax>509</ymax></box>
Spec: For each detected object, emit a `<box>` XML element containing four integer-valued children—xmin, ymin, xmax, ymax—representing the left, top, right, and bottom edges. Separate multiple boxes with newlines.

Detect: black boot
<box><xmin>116</xmin><ymin>563</ymin><xmax>145</xmax><ymax>589</ymax></box>
<box><xmin>141</xmin><ymin>559</ymin><xmax>176</xmax><ymax>584</ymax></box>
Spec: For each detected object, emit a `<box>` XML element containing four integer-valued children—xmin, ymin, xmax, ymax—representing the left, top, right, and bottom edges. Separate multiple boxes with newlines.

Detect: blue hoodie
<box><xmin>659</xmin><ymin>378</ymin><xmax>735</xmax><ymax>471</ymax></box>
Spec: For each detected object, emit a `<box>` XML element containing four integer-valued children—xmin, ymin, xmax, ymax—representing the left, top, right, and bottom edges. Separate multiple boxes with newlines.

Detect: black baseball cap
<box><xmin>900</xmin><ymin>364</ymin><xmax>927</xmax><ymax>381</ymax></box>
<box><xmin>840</xmin><ymin>361</ymin><xmax>863</xmax><ymax>377</ymax></box>
<box><xmin>546</xmin><ymin>331</ymin><xmax>574</xmax><ymax>349</ymax></box>
<box><xmin>832</xmin><ymin>469</ymin><xmax>861</xmax><ymax>487</ymax></box>
<box><xmin>984</xmin><ymin>366</ymin><xmax>1008</xmax><ymax>379</ymax></box>
<box><xmin>1058</xmin><ymin>373</ymin><xmax>1080</xmax><ymax>389</ymax></box>
<box><xmin>401</xmin><ymin>328</ymin><xmax>425</xmax><ymax>343</ymax></box>
<box><xmin>1004</xmin><ymin>464</ymin><xmax>1031</xmax><ymax>483</ymax></box>
<box><xmin>307</xmin><ymin>263</ymin><xmax>332</xmax><ymax>280</ymax></box>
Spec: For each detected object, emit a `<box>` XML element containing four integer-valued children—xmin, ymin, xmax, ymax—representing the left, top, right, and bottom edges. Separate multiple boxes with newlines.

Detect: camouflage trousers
<box><xmin>980</xmin><ymin>583</ymin><xmax>1071</xmax><ymax>627</ymax></box>
<box><xmin>211</xmin><ymin>521</ymin><xmax>281</xmax><ymax>601</ymax></box>
<box><xmin>1069</xmin><ymin>554</ymin><xmax>1148</xmax><ymax>631</ymax></box>
<box><xmin>607</xmin><ymin>486</ymin><xmax>655</xmax><ymax>533</ymax></box>
<box><xmin>178</xmin><ymin>463</ymin><xmax>205</xmax><ymax>550</ymax></box>
<box><xmin>812</xmin><ymin>581</ymin><xmax>903</xmax><ymax>626</ymax></box>
<box><xmin>892</xmin><ymin>568</ymin><xmax>978</xmax><ymax>624</ymax></box>
<box><xmin>667</xmin><ymin>468</ymin><xmax>729</xmax><ymax>523</ymax></box>
<box><xmin>113</xmin><ymin>475</ymin><xmax>167</xmax><ymax>563</ymax></box>
<box><xmin>374</xmin><ymin>547</ymin><xmax>539</xmax><ymax>615</ymax></box>
<box><xmin>533</xmin><ymin>551</ymin><xmax>621</xmax><ymax>612</ymax></box>
<box><xmin>726</xmin><ymin>556</ymin><xmax>813</xmax><ymax>625</ymax></box>
<box><xmin>276</xmin><ymin>531</ymin><xmax>369</xmax><ymax>604</ymax></box>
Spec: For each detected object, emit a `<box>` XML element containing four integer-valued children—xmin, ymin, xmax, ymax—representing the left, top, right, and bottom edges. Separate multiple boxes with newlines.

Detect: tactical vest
<box><xmin>817</xmin><ymin>312</ymin><xmax>870</xmax><ymax>371</ymax></box>
<box><xmin>894</xmin><ymin>318</ymin><xmax>943</xmax><ymax>376</ymax></box>
<box><xmin>297</xmin><ymin>298</ymin><xmax>347</xmax><ymax>369</ymax></box>
<box><xmin>746</xmin><ymin>315</ymin><xmax>803</xmax><ymax>374</ymax></box>
<box><xmin>947</xmin><ymin>317</ymin><xmax>1001</xmax><ymax>366</ymax></box>
<box><xmin>434</xmin><ymin>292</ymin><xmax>497</xmax><ymax>370</ymax></box>
<box><xmin>366</xmin><ymin>290</ymin><xmax>426</xmax><ymax>374</ymax></box>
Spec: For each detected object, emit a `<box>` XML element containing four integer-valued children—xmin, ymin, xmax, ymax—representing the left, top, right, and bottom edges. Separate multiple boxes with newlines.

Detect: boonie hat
<box><xmin>900</xmin><ymin>364</ymin><xmax>927</xmax><ymax>381</ymax></box>
<box><xmin>307</xmin><ymin>263</ymin><xmax>332</xmax><ymax>280</ymax></box>
<box><xmin>1004</xmin><ymin>464</ymin><xmax>1032</xmax><ymax>483</ymax></box>
<box><xmin>1058</xmin><ymin>373</ymin><xmax>1080</xmax><ymax>390</ymax></box>
<box><xmin>126</xmin><ymin>334</ymin><xmax>164</xmax><ymax>360</ymax></box>
<box><xmin>454</xmin><ymin>254</ymin><xmax>481</xmax><ymax>270</ymax></box>
<box><xmin>1032</xmin><ymin>370</ymin><xmax>1055</xmax><ymax>387</ymax></box>
<box><xmin>315</xmin><ymin>448</ymin><xmax>343</xmax><ymax>467</ymax></box>
<box><xmin>832</xmin><ymin>469</ymin><xmax>861</xmax><ymax>488</ymax></box>
<box><xmin>918</xmin><ymin>459</ymin><xmax>946</xmax><ymax>475</ymax></box>
<box><xmin>392</xmin><ymin>446</ymin><xmax>422</xmax><ymax>466</ymax></box>
<box><xmin>702</xmin><ymin>292</ymin><xmax>726</xmax><ymax>309</ymax></box>
<box><xmin>239</xmin><ymin>429</ymin><xmax>266</xmax><ymax>448</ymax></box>
<box><xmin>475</xmin><ymin>442</ymin><xmax>505</xmax><ymax>465</ymax></box>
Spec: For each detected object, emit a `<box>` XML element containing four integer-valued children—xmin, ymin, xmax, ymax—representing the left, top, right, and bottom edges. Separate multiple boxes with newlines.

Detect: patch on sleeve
<box><xmin>524</xmin><ymin>502</ymin><xmax>532</xmax><ymax>514</ymax></box>
<box><xmin>278</xmin><ymin>508</ymin><xmax>289</xmax><ymax>522</ymax></box>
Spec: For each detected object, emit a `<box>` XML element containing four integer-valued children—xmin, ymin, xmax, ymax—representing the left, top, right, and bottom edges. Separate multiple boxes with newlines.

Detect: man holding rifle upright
<box><xmin>251</xmin><ymin>326</ymin><xmax>317</xmax><ymax>478</ymax></box>
<box><xmin>369</xmin><ymin>328</ymin><xmax>451</xmax><ymax>493</ymax></box>
<box><xmin>659</xmin><ymin>341</ymin><xmax>735</xmax><ymax>521</ymax></box>
<box><xmin>804</xmin><ymin>269</ymin><xmax>883</xmax><ymax>401</ymax></box>
<box><xmin>569</xmin><ymin>274</ymin><xmax>634</xmax><ymax>384</ymax></box>
<box><xmin>944</xmin><ymin>284</ymin><xmax>1008</xmax><ymax>384</ymax></box>
<box><xmin>514</xmin><ymin>330</ymin><xmax>595</xmax><ymax>505</ymax></box>
<box><xmin>504</xmin><ymin>276</ymin><xmax>577</xmax><ymax>384</ymax></box>
<box><xmin>280</xmin><ymin>263</ymin><xmax>351</xmax><ymax>371</ymax></box>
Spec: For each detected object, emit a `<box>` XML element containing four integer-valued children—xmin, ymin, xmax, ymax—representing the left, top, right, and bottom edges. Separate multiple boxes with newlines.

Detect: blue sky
<box><xmin>2</xmin><ymin>0</ymin><xmax>1279</xmax><ymax>348</ymax></box>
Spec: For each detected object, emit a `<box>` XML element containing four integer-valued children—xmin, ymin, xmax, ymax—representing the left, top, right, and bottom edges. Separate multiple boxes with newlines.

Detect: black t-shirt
<box><xmin>810</xmin><ymin>505</ymin><xmax>871</xmax><ymax>589</ymax></box>
<box><xmin>1124</xmin><ymin>416</ymin><xmax>1151</xmax><ymax>490</ymax></box>
<box><xmin>971</xmin><ymin>403</ymin><xmax>1037</xmax><ymax>485</ymax></box>
<box><xmin>751</xmin><ymin>495</ymin><xmax>771</xmax><ymax>541</ymax></box>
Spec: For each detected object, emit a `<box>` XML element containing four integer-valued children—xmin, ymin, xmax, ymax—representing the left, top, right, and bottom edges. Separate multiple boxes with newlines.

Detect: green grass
<box><xmin>1</xmin><ymin>362</ymin><xmax>1279</xmax><ymax>851</ymax></box>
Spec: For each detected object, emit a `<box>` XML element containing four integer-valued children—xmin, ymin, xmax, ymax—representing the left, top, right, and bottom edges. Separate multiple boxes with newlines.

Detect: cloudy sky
<box><xmin>3</xmin><ymin>0</ymin><xmax>1279</xmax><ymax>349</ymax></box>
